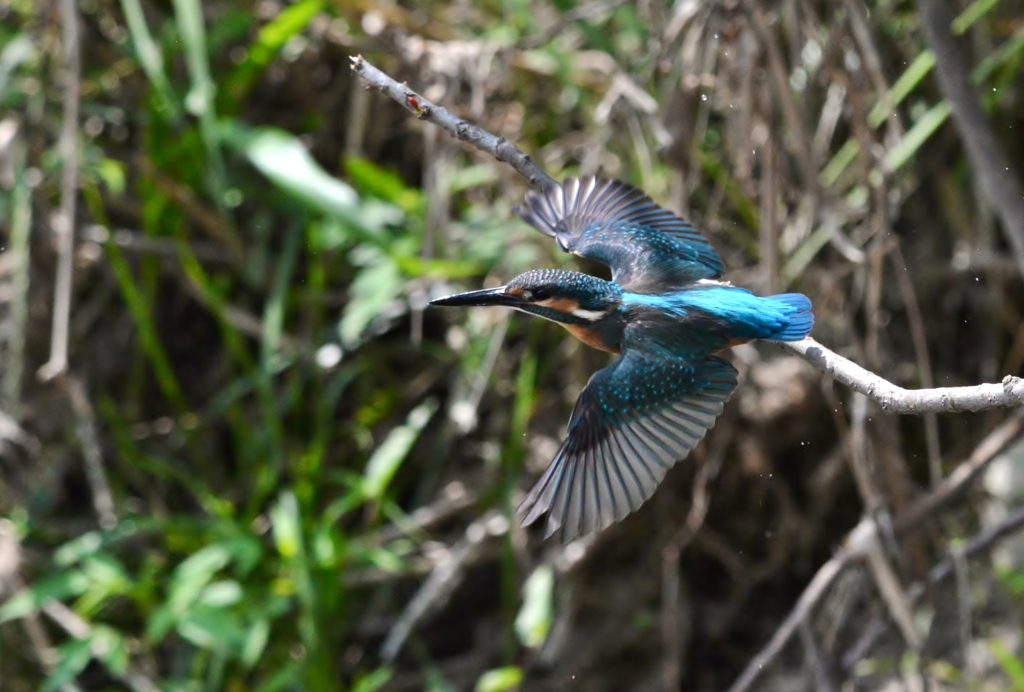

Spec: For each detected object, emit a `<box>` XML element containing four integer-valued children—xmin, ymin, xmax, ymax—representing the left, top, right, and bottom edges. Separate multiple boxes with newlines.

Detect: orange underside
<box><xmin>563</xmin><ymin>323</ymin><xmax>621</xmax><ymax>355</ymax></box>
<box><xmin>561</xmin><ymin>328</ymin><xmax>750</xmax><ymax>355</ymax></box>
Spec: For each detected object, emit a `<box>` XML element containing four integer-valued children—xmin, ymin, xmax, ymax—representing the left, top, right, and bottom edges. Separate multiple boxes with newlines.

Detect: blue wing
<box><xmin>516</xmin><ymin>177</ymin><xmax>723</xmax><ymax>291</ymax></box>
<box><xmin>517</xmin><ymin>351</ymin><xmax>737</xmax><ymax>541</ymax></box>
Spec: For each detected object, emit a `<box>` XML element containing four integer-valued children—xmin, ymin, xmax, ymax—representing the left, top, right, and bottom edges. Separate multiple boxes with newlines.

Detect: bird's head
<box><xmin>430</xmin><ymin>269</ymin><xmax>622</xmax><ymax>325</ymax></box>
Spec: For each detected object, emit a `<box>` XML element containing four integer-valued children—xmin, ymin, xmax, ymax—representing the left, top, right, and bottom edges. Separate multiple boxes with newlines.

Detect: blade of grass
<box><xmin>224</xmin><ymin>0</ymin><xmax>325</xmax><ymax>107</ymax></box>
<box><xmin>867</xmin><ymin>51</ymin><xmax>936</xmax><ymax>129</ymax></box>
<box><xmin>362</xmin><ymin>400</ymin><xmax>439</xmax><ymax>501</ymax></box>
<box><xmin>171</xmin><ymin>0</ymin><xmax>227</xmax><ymax>205</ymax></box>
<box><xmin>827</xmin><ymin>16</ymin><xmax>1024</xmax><ymax>187</ymax></box>
<box><xmin>883</xmin><ymin>101</ymin><xmax>952</xmax><ymax>172</ymax></box>
<box><xmin>118</xmin><ymin>0</ymin><xmax>181</xmax><ymax>120</ymax></box>
<box><xmin>952</xmin><ymin>0</ymin><xmax>1003</xmax><ymax>35</ymax></box>
<box><xmin>104</xmin><ymin>244</ymin><xmax>187</xmax><ymax>412</ymax></box>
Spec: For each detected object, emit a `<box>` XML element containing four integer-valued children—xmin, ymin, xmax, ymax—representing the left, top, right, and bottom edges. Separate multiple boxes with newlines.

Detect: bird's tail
<box><xmin>765</xmin><ymin>293</ymin><xmax>814</xmax><ymax>341</ymax></box>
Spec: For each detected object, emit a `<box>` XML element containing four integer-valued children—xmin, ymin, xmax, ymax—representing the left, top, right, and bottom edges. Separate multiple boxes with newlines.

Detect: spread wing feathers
<box><xmin>517</xmin><ymin>353</ymin><xmax>737</xmax><ymax>541</ymax></box>
<box><xmin>516</xmin><ymin>177</ymin><xmax>724</xmax><ymax>289</ymax></box>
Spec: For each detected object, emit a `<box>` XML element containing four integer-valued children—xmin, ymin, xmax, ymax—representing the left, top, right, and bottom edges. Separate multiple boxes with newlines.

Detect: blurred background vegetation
<box><xmin>1</xmin><ymin>0</ymin><xmax>1024</xmax><ymax>690</ymax></box>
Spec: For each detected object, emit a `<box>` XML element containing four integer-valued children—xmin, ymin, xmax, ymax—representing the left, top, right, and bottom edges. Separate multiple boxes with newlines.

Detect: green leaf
<box><xmin>0</xmin><ymin>570</ymin><xmax>89</xmax><ymax>623</ymax></box>
<box><xmin>222</xmin><ymin>123</ymin><xmax>401</xmax><ymax>231</ymax></box>
<box><xmin>177</xmin><ymin>605</ymin><xmax>244</xmax><ymax>651</ymax></box>
<box><xmin>990</xmin><ymin>638</ymin><xmax>1024</xmax><ymax>691</ymax></box>
<box><xmin>362</xmin><ymin>400</ymin><xmax>438</xmax><ymax>501</ymax></box>
<box><xmin>515</xmin><ymin>565</ymin><xmax>553</xmax><ymax>649</ymax></box>
<box><xmin>54</xmin><ymin>531</ymin><xmax>103</xmax><ymax>567</ymax></box>
<box><xmin>81</xmin><ymin>553</ymin><xmax>131</xmax><ymax>592</ymax></box>
<box><xmin>167</xmin><ymin>544</ymin><xmax>232</xmax><ymax>610</ymax></box>
<box><xmin>94</xmin><ymin>157</ymin><xmax>127</xmax><ymax>196</ymax></box>
<box><xmin>351</xmin><ymin>666</ymin><xmax>394</xmax><ymax>692</ymax></box>
<box><xmin>270</xmin><ymin>490</ymin><xmax>303</xmax><ymax>559</ymax></box>
<box><xmin>42</xmin><ymin>638</ymin><xmax>92</xmax><ymax>692</ymax></box>
<box><xmin>0</xmin><ymin>34</ymin><xmax>37</xmax><ymax>99</ymax></box>
<box><xmin>338</xmin><ymin>254</ymin><xmax>402</xmax><ymax>347</ymax></box>
<box><xmin>475</xmin><ymin>666</ymin><xmax>524</xmax><ymax>692</ymax></box>
<box><xmin>241</xmin><ymin>617</ymin><xmax>270</xmax><ymax>668</ymax></box>
<box><xmin>345</xmin><ymin>156</ymin><xmax>423</xmax><ymax>214</ymax></box>
<box><xmin>197</xmin><ymin>580</ymin><xmax>243</xmax><ymax>607</ymax></box>
<box><xmin>91</xmin><ymin>625</ymin><xmax>130</xmax><ymax>677</ymax></box>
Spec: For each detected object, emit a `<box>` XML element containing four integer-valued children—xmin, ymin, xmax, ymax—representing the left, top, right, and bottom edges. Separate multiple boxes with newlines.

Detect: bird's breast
<box><xmin>562</xmin><ymin>323</ymin><xmax>622</xmax><ymax>355</ymax></box>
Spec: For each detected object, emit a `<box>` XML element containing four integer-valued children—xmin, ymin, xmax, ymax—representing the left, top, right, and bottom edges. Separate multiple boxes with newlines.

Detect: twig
<box><xmin>891</xmin><ymin>244</ymin><xmax>942</xmax><ymax>486</ymax></box>
<box><xmin>951</xmin><ymin>542</ymin><xmax>973</xmax><ymax>677</ymax></box>
<box><xmin>63</xmin><ymin>376</ymin><xmax>118</xmax><ymax>529</ymax></box>
<box><xmin>520</xmin><ymin>0</ymin><xmax>630</xmax><ymax>50</ymax></box>
<box><xmin>848</xmin><ymin>518</ymin><xmax>921</xmax><ymax>649</ymax></box>
<box><xmin>81</xmin><ymin>224</ymin><xmax>237</xmax><ymax>265</ymax></box>
<box><xmin>379</xmin><ymin>511</ymin><xmax>508</xmax><ymax>661</ymax></box>
<box><xmin>799</xmin><ymin>620</ymin><xmax>839</xmax><ymax>692</ymax></box>
<box><xmin>727</xmin><ymin>550</ymin><xmax>852</xmax><ymax>692</ymax></box>
<box><xmin>842</xmin><ymin>504</ymin><xmax>1024</xmax><ymax>672</ymax></box>
<box><xmin>0</xmin><ymin>521</ymin><xmax>83</xmax><ymax>692</ymax></box>
<box><xmin>349</xmin><ymin>56</ymin><xmax>556</xmax><ymax>190</ymax></box>
<box><xmin>5</xmin><ymin>121</ymin><xmax>30</xmax><ymax>408</ymax></box>
<box><xmin>893</xmin><ymin>412</ymin><xmax>1024</xmax><ymax>533</ymax></box>
<box><xmin>39</xmin><ymin>0</ymin><xmax>81</xmax><ymax>382</ymax></box>
<box><xmin>914</xmin><ymin>0</ymin><xmax>1024</xmax><ymax>281</ymax></box>
<box><xmin>351</xmin><ymin>57</ymin><xmax>1024</xmax><ymax>416</ymax></box>
<box><xmin>42</xmin><ymin>600</ymin><xmax>162</xmax><ymax>692</ymax></box>
<box><xmin>137</xmin><ymin>158</ymin><xmax>244</xmax><ymax>258</ymax></box>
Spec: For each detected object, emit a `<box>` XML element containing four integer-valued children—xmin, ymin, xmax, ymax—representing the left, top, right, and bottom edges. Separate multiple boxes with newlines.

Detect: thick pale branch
<box><xmin>351</xmin><ymin>55</ymin><xmax>1024</xmax><ymax>416</ymax></box>
<box><xmin>784</xmin><ymin>337</ymin><xmax>1024</xmax><ymax>413</ymax></box>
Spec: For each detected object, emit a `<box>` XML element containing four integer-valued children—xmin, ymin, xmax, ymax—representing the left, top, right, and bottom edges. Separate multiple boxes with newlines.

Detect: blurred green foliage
<box><xmin>1</xmin><ymin>0</ymin><xmax>1024</xmax><ymax>690</ymax></box>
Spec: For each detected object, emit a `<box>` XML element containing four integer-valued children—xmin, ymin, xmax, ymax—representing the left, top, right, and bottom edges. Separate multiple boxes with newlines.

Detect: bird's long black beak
<box><xmin>429</xmin><ymin>286</ymin><xmax>522</xmax><ymax>308</ymax></box>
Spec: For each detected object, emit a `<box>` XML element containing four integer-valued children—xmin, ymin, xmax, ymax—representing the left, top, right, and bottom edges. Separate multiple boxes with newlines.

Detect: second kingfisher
<box><xmin>431</xmin><ymin>177</ymin><xmax>813</xmax><ymax>541</ymax></box>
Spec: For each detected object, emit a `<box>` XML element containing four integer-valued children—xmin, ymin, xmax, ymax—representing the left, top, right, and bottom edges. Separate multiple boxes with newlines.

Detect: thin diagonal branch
<box><xmin>915</xmin><ymin>0</ymin><xmax>1024</xmax><ymax>281</ymax></box>
<box><xmin>351</xmin><ymin>55</ymin><xmax>1024</xmax><ymax>415</ymax></box>
<box><xmin>350</xmin><ymin>56</ymin><xmax>556</xmax><ymax>190</ymax></box>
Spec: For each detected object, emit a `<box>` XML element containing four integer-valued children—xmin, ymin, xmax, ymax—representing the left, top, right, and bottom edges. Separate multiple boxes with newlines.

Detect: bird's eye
<box><xmin>530</xmin><ymin>287</ymin><xmax>552</xmax><ymax>301</ymax></box>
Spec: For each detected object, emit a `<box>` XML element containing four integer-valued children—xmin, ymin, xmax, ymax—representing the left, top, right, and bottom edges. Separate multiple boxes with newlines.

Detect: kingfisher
<box><xmin>431</xmin><ymin>177</ymin><xmax>813</xmax><ymax>541</ymax></box>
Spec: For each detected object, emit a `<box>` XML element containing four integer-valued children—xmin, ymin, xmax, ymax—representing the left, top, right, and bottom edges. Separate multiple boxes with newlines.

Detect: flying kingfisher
<box><xmin>431</xmin><ymin>177</ymin><xmax>813</xmax><ymax>541</ymax></box>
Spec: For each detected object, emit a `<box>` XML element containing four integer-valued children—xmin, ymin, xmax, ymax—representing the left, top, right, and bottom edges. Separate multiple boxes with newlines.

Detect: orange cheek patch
<box><xmin>539</xmin><ymin>296</ymin><xmax>579</xmax><ymax>313</ymax></box>
<box><xmin>564</xmin><ymin>324</ymin><xmax>621</xmax><ymax>355</ymax></box>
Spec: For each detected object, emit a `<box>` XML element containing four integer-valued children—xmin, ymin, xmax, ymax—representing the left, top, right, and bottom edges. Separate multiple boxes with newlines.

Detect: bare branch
<box><xmin>914</xmin><ymin>0</ymin><xmax>1024</xmax><ymax>280</ymax></box>
<box><xmin>379</xmin><ymin>511</ymin><xmax>509</xmax><ymax>661</ymax></box>
<box><xmin>349</xmin><ymin>56</ymin><xmax>556</xmax><ymax>190</ymax></box>
<box><xmin>63</xmin><ymin>376</ymin><xmax>118</xmax><ymax>529</ymax></box>
<box><xmin>727</xmin><ymin>549</ymin><xmax>852</xmax><ymax>692</ymax></box>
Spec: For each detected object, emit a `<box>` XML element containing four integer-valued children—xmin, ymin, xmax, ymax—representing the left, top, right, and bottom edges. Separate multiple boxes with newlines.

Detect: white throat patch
<box><xmin>570</xmin><ymin>307</ymin><xmax>608</xmax><ymax>321</ymax></box>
